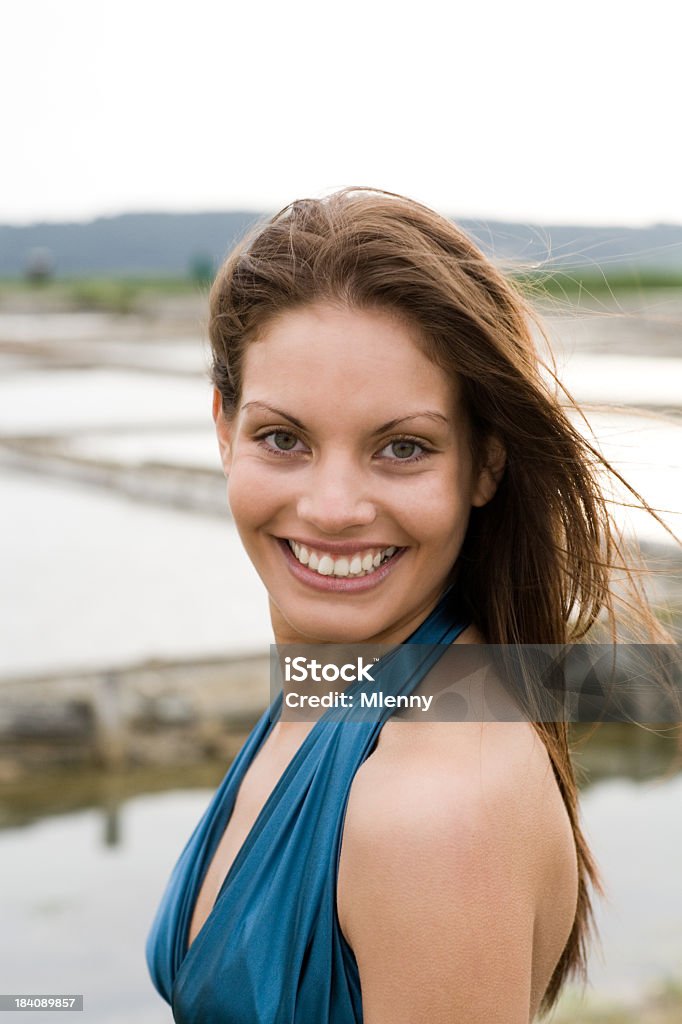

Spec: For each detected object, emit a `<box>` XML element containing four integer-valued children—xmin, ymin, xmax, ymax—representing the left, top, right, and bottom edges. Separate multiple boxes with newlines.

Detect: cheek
<box><xmin>397</xmin><ymin>462</ymin><xmax>473</xmax><ymax>539</ymax></box>
<box><xmin>226</xmin><ymin>456</ymin><xmax>278</xmax><ymax>528</ymax></box>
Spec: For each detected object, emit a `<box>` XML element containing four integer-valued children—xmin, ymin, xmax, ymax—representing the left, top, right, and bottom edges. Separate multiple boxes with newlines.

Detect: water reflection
<box><xmin>0</xmin><ymin>723</ymin><xmax>680</xmax><ymax>1020</ymax></box>
<box><xmin>572</xmin><ymin>722</ymin><xmax>682</xmax><ymax>785</ymax></box>
<box><xmin>102</xmin><ymin>797</ymin><xmax>121</xmax><ymax>848</ymax></box>
<box><xmin>0</xmin><ymin>723</ymin><xmax>677</xmax><ymax>835</ymax></box>
<box><xmin>1</xmin><ymin>723</ymin><xmax>679</xmax><ymax>837</ymax></box>
<box><xmin>0</xmin><ymin>759</ymin><xmax>233</xmax><ymax>833</ymax></box>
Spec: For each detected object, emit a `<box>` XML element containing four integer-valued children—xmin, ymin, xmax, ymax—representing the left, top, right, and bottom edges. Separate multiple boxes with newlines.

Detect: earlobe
<box><xmin>471</xmin><ymin>436</ymin><xmax>506</xmax><ymax>508</ymax></box>
<box><xmin>212</xmin><ymin>387</ymin><xmax>233</xmax><ymax>476</ymax></box>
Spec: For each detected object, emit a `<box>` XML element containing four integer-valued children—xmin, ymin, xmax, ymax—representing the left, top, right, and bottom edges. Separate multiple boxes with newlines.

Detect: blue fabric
<box><xmin>146</xmin><ymin>586</ymin><xmax>469</xmax><ymax>1023</ymax></box>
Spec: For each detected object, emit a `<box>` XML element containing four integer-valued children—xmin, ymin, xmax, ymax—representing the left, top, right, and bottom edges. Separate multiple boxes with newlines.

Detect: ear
<box><xmin>212</xmin><ymin>387</ymin><xmax>233</xmax><ymax>476</ymax></box>
<box><xmin>471</xmin><ymin>434</ymin><xmax>506</xmax><ymax>508</ymax></box>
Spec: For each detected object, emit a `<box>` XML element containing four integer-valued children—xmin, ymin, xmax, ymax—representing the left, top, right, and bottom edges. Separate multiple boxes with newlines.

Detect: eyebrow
<box><xmin>241</xmin><ymin>401</ymin><xmax>449</xmax><ymax>435</ymax></box>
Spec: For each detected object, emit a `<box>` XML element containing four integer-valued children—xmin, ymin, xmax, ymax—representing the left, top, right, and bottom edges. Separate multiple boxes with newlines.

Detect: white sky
<box><xmin>3</xmin><ymin>0</ymin><xmax>680</xmax><ymax>227</ymax></box>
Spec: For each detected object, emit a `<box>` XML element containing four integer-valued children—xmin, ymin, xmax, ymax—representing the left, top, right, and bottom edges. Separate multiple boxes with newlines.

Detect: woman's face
<box><xmin>213</xmin><ymin>302</ymin><xmax>498</xmax><ymax>646</ymax></box>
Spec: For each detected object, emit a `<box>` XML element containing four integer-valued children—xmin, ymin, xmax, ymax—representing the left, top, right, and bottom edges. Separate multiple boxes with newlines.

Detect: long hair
<box><xmin>206</xmin><ymin>186</ymin><xmax>676</xmax><ymax>1017</ymax></box>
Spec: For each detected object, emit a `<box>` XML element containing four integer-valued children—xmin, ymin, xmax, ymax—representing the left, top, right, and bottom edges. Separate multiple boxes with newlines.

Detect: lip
<box><xmin>276</xmin><ymin>537</ymin><xmax>407</xmax><ymax>593</ymax></box>
<box><xmin>276</xmin><ymin>535</ymin><xmax>400</xmax><ymax>556</ymax></box>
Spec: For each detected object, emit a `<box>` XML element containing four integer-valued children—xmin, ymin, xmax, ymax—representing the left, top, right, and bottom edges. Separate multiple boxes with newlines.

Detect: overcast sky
<box><xmin>4</xmin><ymin>0</ymin><xmax>679</xmax><ymax>227</ymax></box>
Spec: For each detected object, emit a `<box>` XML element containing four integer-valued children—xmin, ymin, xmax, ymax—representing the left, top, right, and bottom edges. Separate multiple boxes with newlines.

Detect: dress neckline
<box><xmin>179</xmin><ymin>582</ymin><xmax>466</xmax><ymax>969</ymax></box>
<box><xmin>181</xmin><ymin>688</ymin><xmax>293</xmax><ymax>961</ymax></box>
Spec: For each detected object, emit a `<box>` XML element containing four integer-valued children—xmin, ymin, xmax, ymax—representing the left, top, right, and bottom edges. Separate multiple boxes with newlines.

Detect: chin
<box><xmin>276</xmin><ymin>604</ymin><xmax>389</xmax><ymax>645</ymax></box>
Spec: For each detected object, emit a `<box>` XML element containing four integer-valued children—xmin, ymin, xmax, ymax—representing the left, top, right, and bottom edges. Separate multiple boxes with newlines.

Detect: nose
<box><xmin>296</xmin><ymin>452</ymin><xmax>377</xmax><ymax>534</ymax></box>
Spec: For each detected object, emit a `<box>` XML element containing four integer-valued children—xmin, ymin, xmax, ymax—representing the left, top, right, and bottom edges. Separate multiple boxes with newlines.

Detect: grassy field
<box><xmin>0</xmin><ymin>275</ymin><xmax>209</xmax><ymax>315</ymax></box>
<box><xmin>512</xmin><ymin>268</ymin><xmax>682</xmax><ymax>302</ymax></box>
<box><xmin>549</xmin><ymin>977</ymin><xmax>682</xmax><ymax>1023</ymax></box>
<box><xmin>2</xmin><ymin>269</ymin><xmax>682</xmax><ymax>315</ymax></box>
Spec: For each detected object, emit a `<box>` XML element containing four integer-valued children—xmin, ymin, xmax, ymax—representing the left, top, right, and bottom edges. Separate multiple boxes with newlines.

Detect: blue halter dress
<box><xmin>146</xmin><ymin>586</ymin><xmax>469</xmax><ymax>1023</ymax></box>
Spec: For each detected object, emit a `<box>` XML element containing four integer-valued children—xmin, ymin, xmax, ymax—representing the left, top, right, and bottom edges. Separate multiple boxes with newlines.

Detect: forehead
<box><xmin>240</xmin><ymin>302</ymin><xmax>460</xmax><ymax>415</ymax></box>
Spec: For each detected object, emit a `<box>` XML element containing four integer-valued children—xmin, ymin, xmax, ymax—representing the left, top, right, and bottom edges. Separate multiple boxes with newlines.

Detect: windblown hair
<box><xmin>207</xmin><ymin>187</ymin><xmax>675</xmax><ymax>1017</ymax></box>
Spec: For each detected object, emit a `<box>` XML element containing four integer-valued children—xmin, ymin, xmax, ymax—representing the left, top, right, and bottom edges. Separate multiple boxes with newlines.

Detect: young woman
<box><xmin>146</xmin><ymin>187</ymin><xmax>670</xmax><ymax>1023</ymax></box>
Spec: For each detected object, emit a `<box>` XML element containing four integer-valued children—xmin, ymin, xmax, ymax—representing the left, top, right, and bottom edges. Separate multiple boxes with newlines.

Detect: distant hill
<box><xmin>1</xmin><ymin>210</ymin><xmax>682</xmax><ymax>277</ymax></box>
<box><xmin>463</xmin><ymin>220</ymin><xmax>682</xmax><ymax>273</ymax></box>
<box><xmin>0</xmin><ymin>212</ymin><xmax>260</xmax><ymax>278</ymax></box>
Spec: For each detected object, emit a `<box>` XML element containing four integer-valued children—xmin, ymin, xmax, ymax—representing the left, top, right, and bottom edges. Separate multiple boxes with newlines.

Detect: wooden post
<box><xmin>93</xmin><ymin>670</ymin><xmax>127</xmax><ymax>769</ymax></box>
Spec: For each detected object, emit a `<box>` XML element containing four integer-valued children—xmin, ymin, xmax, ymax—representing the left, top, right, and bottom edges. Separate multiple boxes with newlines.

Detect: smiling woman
<box><xmin>215</xmin><ymin>303</ymin><xmax>503</xmax><ymax>646</ymax></box>
<box><xmin>145</xmin><ymin>188</ymin><xmax>673</xmax><ymax>1024</ymax></box>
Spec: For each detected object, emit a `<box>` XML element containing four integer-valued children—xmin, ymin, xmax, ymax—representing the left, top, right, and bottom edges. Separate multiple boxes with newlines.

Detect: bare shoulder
<box><xmin>341</xmin><ymin>716</ymin><xmax>565</xmax><ymax>864</ymax></box>
<box><xmin>337</xmin><ymin>718</ymin><xmax>578</xmax><ymax>1023</ymax></box>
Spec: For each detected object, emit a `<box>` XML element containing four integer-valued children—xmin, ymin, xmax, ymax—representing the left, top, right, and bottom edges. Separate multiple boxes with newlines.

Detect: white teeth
<box><xmin>317</xmin><ymin>555</ymin><xmax>334</xmax><ymax>576</ymax></box>
<box><xmin>287</xmin><ymin>540</ymin><xmax>401</xmax><ymax>578</ymax></box>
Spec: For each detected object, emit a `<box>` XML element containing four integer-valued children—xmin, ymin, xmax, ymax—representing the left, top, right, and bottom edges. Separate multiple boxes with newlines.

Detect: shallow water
<box><xmin>0</xmin><ymin>367</ymin><xmax>210</xmax><ymax>436</ymax></box>
<box><xmin>0</xmin><ymin>728</ymin><xmax>679</xmax><ymax>1021</ymax></box>
<box><xmin>556</xmin><ymin>352</ymin><xmax>682</xmax><ymax>408</ymax></box>
<box><xmin>0</xmin><ymin>468</ymin><xmax>273</xmax><ymax>677</ymax></box>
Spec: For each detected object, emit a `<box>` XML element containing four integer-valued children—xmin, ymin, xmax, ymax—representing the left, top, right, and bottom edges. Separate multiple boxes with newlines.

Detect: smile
<box><xmin>287</xmin><ymin>540</ymin><xmax>400</xmax><ymax>578</ymax></box>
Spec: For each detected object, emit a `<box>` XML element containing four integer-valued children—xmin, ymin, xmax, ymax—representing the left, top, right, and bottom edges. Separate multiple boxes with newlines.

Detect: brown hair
<box><xmin>207</xmin><ymin>186</ymin><xmax>677</xmax><ymax>1017</ymax></box>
